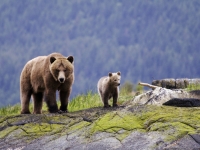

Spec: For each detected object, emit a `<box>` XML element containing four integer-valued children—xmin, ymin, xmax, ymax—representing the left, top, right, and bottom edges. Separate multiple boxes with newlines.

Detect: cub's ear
<box><xmin>108</xmin><ymin>72</ymin><xmax>112</xmax><ymax>77</ymax></box>
<box><xmin>67</xmin><ymin>56</ymin><xmax>74</xmax><ymax>64</ymax></box>
<box><xmin>50</xmin><ymin>57</ymin><xmax>56</xmax><ymax>64</ymax></box>
<box><xmin>117</xmin><ymin>72</ymin><xmax>121</xmax><ymax>76</ymax></box>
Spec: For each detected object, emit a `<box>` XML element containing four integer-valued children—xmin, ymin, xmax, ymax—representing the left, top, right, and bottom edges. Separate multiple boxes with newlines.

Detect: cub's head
<box><xmin>49</xmin><ymin>56</ymin><xmax>74</xmax><ymax>83</ymax></box>
<box><xmin>108</xmin><ymin>72</ymin><xmax>121</xmax><ymax>86</ymax></box>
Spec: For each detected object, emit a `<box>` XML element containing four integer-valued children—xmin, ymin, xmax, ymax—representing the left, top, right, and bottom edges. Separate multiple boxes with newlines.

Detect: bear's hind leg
<box><xmin>99</xmin><ymin>90</ymin><xmax>105</xmax><ymax>104</ymax></box>
<box><xmin>20</xmin><ymin>90</ymin><xmax>32</xmax><ymax>114</ymax></box>
<box><xmin>32</xmin><ymin>92</ymin><xmax>43</xmax><ymax>114</ymax></box>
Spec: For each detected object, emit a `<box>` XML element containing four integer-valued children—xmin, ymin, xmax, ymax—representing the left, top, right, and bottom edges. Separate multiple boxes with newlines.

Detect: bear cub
<box><xmin>20</xmin><ymin>53</ymin><xmax>74</xmax><ymax>114</ymax></box>
<box><xmin>97</xmin><ymin>72</ymin><xmax>121</xmax><ymax>108</ymax></box>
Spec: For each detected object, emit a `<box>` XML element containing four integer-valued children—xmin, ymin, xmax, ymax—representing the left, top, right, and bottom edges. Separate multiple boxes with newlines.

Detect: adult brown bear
<box><xmin>20</xmin><ymin>53</ymin><xmax>74</xmax><ymax>114</ymax></box>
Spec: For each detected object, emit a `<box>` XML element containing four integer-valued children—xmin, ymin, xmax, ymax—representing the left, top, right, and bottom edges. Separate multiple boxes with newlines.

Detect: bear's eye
<box><xmin>63</xmin><ymin>69</ymin><xmax>67</xmax><ymax>72</ymax></box>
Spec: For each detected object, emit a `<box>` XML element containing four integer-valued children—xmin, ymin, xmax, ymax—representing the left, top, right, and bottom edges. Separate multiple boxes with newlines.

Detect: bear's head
<box><xmin>49</xmin><ymin>56</ymin><xmax>74</xmax><ymax>83</ymax></box>
<box><xmin>108</xmin><ymin>72</ymin><xmax>121</xmax><ymax>86</ymax></box>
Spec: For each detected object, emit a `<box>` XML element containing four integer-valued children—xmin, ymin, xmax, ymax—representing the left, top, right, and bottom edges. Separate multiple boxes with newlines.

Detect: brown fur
<box><xmin>20</xmin><ymin>53</ymin><xmax>74</xmax><ymax>114</ymax></box>
<box><xmin>97</xmin><ymin>72</ymin><xmax>121</xmax><ymax>108</ymax></box>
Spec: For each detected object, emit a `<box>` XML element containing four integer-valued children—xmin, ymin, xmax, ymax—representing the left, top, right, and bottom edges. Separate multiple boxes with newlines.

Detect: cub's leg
<box><xmin>112</xmin><ymin>93</ymin><xmax>119</xmax><ymax>107</ymax></box>
<box><xmin>102</xmin><ymin>95</ymin><xmax>111</xmax><ymax>108</ymax></box>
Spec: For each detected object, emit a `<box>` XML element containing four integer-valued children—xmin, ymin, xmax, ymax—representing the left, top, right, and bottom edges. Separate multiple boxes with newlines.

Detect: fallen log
<box><xmin>138</xmin><ymin>82</ymin><xmax>159</xmax><ymax>90</ymax></box>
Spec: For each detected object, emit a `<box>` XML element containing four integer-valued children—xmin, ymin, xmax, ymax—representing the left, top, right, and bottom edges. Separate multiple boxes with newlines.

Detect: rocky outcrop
<box><xmin>132</xmin><ymin>87</ymin><xmax>200</xmax><ymax>106</ymax></box>
<box><xmin>1</xmin><ymin>88</ymin><xmax>200</xmax><ymax>150</ymax></box>
<box><xmin>152</xmin><ymin>78</ymin><xmax>200</xmax><ymax>89</ymax></box>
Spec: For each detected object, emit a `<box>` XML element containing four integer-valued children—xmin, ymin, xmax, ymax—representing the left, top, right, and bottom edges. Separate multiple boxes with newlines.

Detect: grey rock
<box><xmin>130</xmin><ymin>87</ymin><xmax>191</xmax><ymax>106</ymax></box>
<box><xmin>162</xmin><ymin>134</ymin><xmax>200</xmax><ymax>150</ymax></box>
<box><xmin>2</xmin><ymin>87</ymin><xmax>200</xmax><ymax>150</ymax></box>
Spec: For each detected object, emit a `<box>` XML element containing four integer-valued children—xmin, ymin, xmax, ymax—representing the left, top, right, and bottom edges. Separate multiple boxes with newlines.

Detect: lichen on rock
<box><xmin>1</xmin><ymin>89</ymin><xmax>200</xmax><ymax>149</ymax></box>
<box><xmin>91</xmin><ymin>111</ymin><xmax>143</xmax><ymax>134</ymax></box>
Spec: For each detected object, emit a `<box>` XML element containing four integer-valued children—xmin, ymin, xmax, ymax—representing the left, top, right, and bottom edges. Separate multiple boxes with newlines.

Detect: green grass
<box><xmin>68</xmin><ymin>91</ymin><xmax>102</xmax><ymax>112</ymax></box>
<box><xmin>68</xmin><ymin>91</ymin><xmax>133</xmax><ymax>112</ymax></box>
<box><xmin>0</xmin><ymin>104</ymin><xmax>21</xmax><ymax>116</ymax></box>
<box><xmin>186</xmin><ymin>83</ymin><xmax>200</xmax><ymax>91</ymax></box>
<box><xmin>0</xmin><ymin>90</ymin><xmax>133</xmax><ymax>116</ymax></box>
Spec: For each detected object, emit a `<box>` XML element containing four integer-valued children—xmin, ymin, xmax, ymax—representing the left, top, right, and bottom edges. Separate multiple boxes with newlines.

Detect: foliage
<box><xmin>0</xmin><ymin>0</ymin><xmax>200</xmax><ymax>106</ymax></box>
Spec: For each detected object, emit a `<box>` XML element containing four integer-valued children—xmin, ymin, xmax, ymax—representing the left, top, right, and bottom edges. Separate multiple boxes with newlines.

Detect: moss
<box><xmin>18</xmin><ymin>123</ymin><xmax>65</xmax><ymax>142</ymax></box>
<box><xmin>0</xmin><ymin>126</ymin><xmax>18</xmax><ymax>138</ymax></box>
<box><xmin>0</xmin><ymin>115</ymin><xmax>21</xmax><ymax>124</ymax></box>
<box><xmin>90</xmin><ymin>111</ymin><xmax>145</xmax><ymax>141</ymax></box>
<box><xmin>91</xmin><ymin>111</ymin><xmax>143</xmax><ymax>135</ymax></box>
<box><xmin>165</xmin><ymin>122</ymin><xmax>195</xmax><ymax>141</ymax></box>
<box><xmin>136</xmin><ymin>105</ymin><xmax>200</xmax><ymax>141</ymax></box>
<box><xmin>68</xmin><ymin>121</ymin><xmax>91</xmax><ymax>133</ymax></box>
<box><xmin>89</xmin><ymin>105</ymin><xmax>200</xmax><ymax>142</ymax></box>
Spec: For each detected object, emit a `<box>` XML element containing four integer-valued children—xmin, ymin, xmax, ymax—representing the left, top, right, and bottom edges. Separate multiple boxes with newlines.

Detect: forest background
<box><xmin>0</xmin><ymin>0</ymin><xmax>200</xmax><ymax>107</ymax></box>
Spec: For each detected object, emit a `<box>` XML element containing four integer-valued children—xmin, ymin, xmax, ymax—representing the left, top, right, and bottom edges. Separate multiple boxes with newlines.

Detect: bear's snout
<box><xmin>118</xmin><ymin>83</ymin><xmax>120</xmax><ymax>86</ymax></box>
<box><xmin>59</xmin><ymin>78</ymin><xmax>65</xmax><ymax>83</ymax></box>
<box><xmin>58</xmin><ymin>71</ymin><xmax>65</xmax><ymax>83</ymax></box>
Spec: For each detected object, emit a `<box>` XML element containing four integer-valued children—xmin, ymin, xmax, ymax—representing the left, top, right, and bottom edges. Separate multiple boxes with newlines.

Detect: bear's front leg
<box><xmin>59</xmin><ymin>90</ymin><xmax>70</xmax><ymax>113</ymax></box>
<box><xmin>112</xmin><ymin>93</ymin><xmax>119</xmax><ymax>107</ymax></box>
<box><xmin>102</xmin><ymin>95</ymin><xmax>111</xmax><ymax>108</ymax></box>
<box><xmin>44</xmin><ymin>91</ymin><xmax>58</xmax><ymax>113</ymax></box>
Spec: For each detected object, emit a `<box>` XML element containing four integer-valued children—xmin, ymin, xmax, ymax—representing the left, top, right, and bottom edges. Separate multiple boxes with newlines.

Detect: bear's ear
<box><xmin>108</xmin><ymin>72</ymin><xmax>112</xmax><ymax>77</ymax></box>
<box><xmin>67</xmin><ymin>56</ymin><xmax>74</xmax><ymax>64</ymax></box>
<box><xmin>117</xmin><ymin>72</ymin><xmax>121</xmax><ymax>76</ymax></box>
<box><xmin>50</xmin><ymin>57</ymin><xmax>56</xmax><ymax>64</ymax></box>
